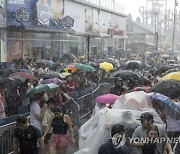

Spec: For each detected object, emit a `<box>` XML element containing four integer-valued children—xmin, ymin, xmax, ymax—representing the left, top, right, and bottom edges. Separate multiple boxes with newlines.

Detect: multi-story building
<box><xmin>0</xmin><ymin>0</ymin><xmax>127</xmax><ymax>62</ymax></box>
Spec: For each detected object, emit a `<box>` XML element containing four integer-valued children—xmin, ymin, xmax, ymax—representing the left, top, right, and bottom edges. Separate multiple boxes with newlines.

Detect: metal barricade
<box><xmin>0</xmin><ymin>122</ymin><xmax>16</xmax><ymax>154</ymax></box>
<box><xmin>0</xmin><ymin>83</ymin><xmax>113</xmax><ymax>154</ymax></box>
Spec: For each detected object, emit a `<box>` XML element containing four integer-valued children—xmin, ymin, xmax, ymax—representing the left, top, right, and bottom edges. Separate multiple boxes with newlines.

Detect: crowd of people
<box><xmin>0</xmin><ymin>55</ymin><xmax>180</xmax><ymax>154</ymax></box>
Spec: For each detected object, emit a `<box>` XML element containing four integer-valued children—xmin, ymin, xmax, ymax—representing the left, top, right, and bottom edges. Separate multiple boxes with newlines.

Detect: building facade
<box><xmin>0</xmin><ymin>0</ymin><xmax>127</xmax><ymax>62</ymax></box>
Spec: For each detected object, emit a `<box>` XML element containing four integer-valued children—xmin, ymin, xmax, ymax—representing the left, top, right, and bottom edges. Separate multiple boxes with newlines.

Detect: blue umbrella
<box><xmin>149</xmin><ymin>92</ymin><xmax>180</xmax><ymax>114</ymax></box>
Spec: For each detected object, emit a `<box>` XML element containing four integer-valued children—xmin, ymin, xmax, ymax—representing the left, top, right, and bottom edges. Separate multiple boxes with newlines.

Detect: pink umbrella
<box><xmin>95</xmin><ymin>94</ymin><xmax>119</xmax><ymax>104</ymax></box>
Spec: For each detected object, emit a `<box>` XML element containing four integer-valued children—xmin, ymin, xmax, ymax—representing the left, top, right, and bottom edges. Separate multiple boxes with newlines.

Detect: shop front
<box><xmin>3</xmin><ymin>0</ymin><xmax>127</xmax><ymax>62</ymax></box>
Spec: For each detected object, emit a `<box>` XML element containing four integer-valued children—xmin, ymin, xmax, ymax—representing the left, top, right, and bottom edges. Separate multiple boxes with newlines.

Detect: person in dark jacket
<box><xmin>110</xmin><ymin>77</ymin><xmax>125</xmax><ymax>96</ymax></box>
<box><xmin>98</xmin><ymin>124</ymin><xmax>130</xmax><ymax>154</ymax></box>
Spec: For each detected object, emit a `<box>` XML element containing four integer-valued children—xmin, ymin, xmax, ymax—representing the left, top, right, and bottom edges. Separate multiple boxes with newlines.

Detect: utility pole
<box><xmin>172</xmin><ymin>0</ymin><xmax>178</xmax><ymax>54</ymax></box>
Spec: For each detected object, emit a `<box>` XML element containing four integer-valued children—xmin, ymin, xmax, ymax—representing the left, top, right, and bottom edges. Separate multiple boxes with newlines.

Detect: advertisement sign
<box><xmin>51</xmin><ymin>0</ymin><xmax>64</xmax><ymax>20</ymax></box>
<box><xmin>36</xmin><ymin>0</ymin><xmax>51</xmax><ymax>26</ymax></box>
<box><xmin>7</xmin><ymin>0</ymin><xmax>38</xmax><ymax>26</ymax></box>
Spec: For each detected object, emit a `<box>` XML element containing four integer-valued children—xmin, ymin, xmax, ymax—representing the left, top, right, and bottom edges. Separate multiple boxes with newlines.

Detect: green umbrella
<box><xmin>75</xmin><ymin>63</ymin><xmax>96</xmax><ymax>72</ymax></box>
<box><xmin>25</xmin><ymin>83</ymin><xmax>60</xmax><ymax>98</ymax></box>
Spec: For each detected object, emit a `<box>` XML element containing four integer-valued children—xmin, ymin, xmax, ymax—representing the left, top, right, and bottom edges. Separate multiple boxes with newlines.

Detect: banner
<box><xmin>6</xmin><ymin>0</ymin><xmax>38</xmax><ymax>27</ymax></box>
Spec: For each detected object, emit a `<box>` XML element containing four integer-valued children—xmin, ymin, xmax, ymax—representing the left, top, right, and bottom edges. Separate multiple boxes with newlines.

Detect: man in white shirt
<box><xmin>30</xmin><ymin>92</ymin><xmax>47</xmax><ymax>133</ymax></box>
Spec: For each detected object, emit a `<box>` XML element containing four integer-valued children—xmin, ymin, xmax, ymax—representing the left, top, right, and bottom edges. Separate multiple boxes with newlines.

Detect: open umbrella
<box><xmin>40</xmin><ymin>71</ymin><xmax>64</xmax><ymax>79</ymax></box>
<box><xmin>40</xmin><ymin>78</ymin><xmax>62</xmax><ymax>84</ymax></box>
<box><xmin>1</xmin><ymin>78</ymin><xmax>25</xmax><ymax>88</ymax></box>
<box><xmin>95</xmin><ymin>94</ymin><xmax>119</xmax><ymax>104</ymax></box>
<box><xmin>110</xmin><ymin>70</ymin><xmax>140</xmax><ymax>81</ymax></box>
<box><xmin>0</xmin><ymin>76</ymin><xmax>13</xmax><ymax>85</ymax></box>
<box><xmin>132</xmin><ymin>86</ymin><xmax>150</xmax><ymax>93</ymax></box>
<box><xmin>26</xmin><ymin>83</ymin><xmax>60</xmax><ymax>98</ymax></box>
<box><xmin>10</xmin><ymin>72</ymin><xmax>36</xmax><ymax>80</ymax></box>
<box><xmin>162</xmin><ymin>71</ymin><xmax>180</xmax><ymax>81</ymax></box>
<box><xmin>150</xmin><ymin>79</ymin><xmax>180</xmax><ymax>98</ymax></box>
<box><xmin>75</xmin><ymin>63</ymin><xmax>96</xmax><ymax>72</ymax></box>
<box><xmin>99</xmin><ymin>62</ymin><xmax>114</xmax><ymax>72</ymax></box>
<box><xmin>18</xmin><ymin>69</ymin><xmax>34</xmax><ymax>75</ymax></box>
<box><xmin>149</xmin><ymin>93</ymin><xmax>180</xmax><ymax>114</ymax></box>
<box><xmin>124</xmin><ymin>60</ymin><xmax>144</xmax><ymax>70</ymax></box>
<box><xmin>36</xmin><ymin>59</ymin><xmax>55</xmax><ymax>65</ymax></box>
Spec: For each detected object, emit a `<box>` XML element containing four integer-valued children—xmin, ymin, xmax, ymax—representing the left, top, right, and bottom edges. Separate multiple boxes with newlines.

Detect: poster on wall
<box><xmin>36</xmin><ymin>0</ymin><xmax>51</xmax><ymax>26</ymax></box>
<box><xmin>6</xmin><ymin>0</ymin><xmax>38</xmax><ymax>27</ymax></box>
<box><xmin>51</xmin><ymin>0</ymin><xmax>64</xmax><ymax>20</ymax></box>
<box><xmin>85</xmin><ymin>8</ymin><xmax>93</xmax><ymax>32</ymax></box>
<box><xmin>0</xmin><ymin>0</ymin><xmax>5</xmax><ymax>26</ymax></box>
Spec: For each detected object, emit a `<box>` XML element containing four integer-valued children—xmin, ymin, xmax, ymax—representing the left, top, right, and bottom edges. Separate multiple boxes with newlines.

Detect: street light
<box><xmin>172</xmin><ymin>0</ymin><xmax>178</xmax><ymax>54</ymax></box>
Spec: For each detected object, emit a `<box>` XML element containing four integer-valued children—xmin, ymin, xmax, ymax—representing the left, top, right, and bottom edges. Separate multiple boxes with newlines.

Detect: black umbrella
<box><xmin>0</xmin><ymin>67</ymin><xmax>17</xmax><ymax>76</ymax></box>
<box><xmin>150</xmin><ymin>79</ymin><xmax>180</xmax><ymax>98</ymax></box>
<box><xmin>1</xmin><ymin>78</ymin><xmax>25</xmax><ymax>88</ymax></box>
<box><xmin>39</xmin><ymin>71</ymin><xmax>63</xmax><ymax>79</ymax></box>
<box><xmin>123</xmin><ymin>60</ymin><xmax>144</xmax><ymax>70</ymax></box>
<box><xmin>0</xmin><ymin>76</ymin><xmax>13</xmax><ymax>85</ymax></box>
<box><xmin>110</xmin><ymin>70</ymin><xmax>140</xmax><ymax>81</ymax></box>
<box><xmin>156</xmin><ymin>65</ymin><xmax>175</xmax><ymax>75</ymax></box>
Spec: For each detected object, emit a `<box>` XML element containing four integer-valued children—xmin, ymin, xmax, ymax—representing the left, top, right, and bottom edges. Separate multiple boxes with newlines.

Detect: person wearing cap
<box><xmin>110</xmin><ymin>77</ymin><xmax>125</xmax><ymax>96</ymax></box>
<box><xmin>13</xmin><ymin>115</ymin><xmax>45</xmax><ymax>154</ymax></box>
<box><xmin>131</xmin><ymin>112</ymin><xmax>174</xmax><ymax>154</ymax></box>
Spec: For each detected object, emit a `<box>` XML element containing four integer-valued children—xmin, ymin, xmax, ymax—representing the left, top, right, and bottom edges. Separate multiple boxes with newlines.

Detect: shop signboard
<box><xmin>59</xmin><ymin>15</ymin><xmax>74</xmax><ymax>28</ymax></box>
<box><xmin>7</xmin><ymin>0</ymin><xmax>38</xmax><ymax>27</ymax></box>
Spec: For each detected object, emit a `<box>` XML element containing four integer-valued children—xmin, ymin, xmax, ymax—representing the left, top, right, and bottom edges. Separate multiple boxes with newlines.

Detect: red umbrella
<box><xmin>95</xmin><ymin>94</ymin><xmax>119</xmax><ymax>104</ymax></box>
<box><xmin>10</xmin><ymin>72</ymin><xmax>36</xmax><ymax>80</ymax></box>
<box><xmin>132</xmin><ymin>86</ymin><xmax>150</xmax><ymax>93</ymax></box>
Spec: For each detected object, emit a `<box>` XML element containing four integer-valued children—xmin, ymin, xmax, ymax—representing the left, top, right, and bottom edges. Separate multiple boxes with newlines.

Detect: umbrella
<box><xmin>150</xmin><ymin>79</ymin><xmax>180</xmax><ymax>98</ymax></box>
<box><xmin>40</xmin><ymin>78</ymin><xmax>62</xmax><ymax>84</ymax></box>
<box><xmin>40</xmin><ymin>71</ymin><xmax>64</xmax><ymax>79</ymax></box>
<box><xmin>11</xmin><ymin>75</ymin><xmax>27</xmax><ymax>83</ymax></box>
<box><xmin>26</xmin><ymin>83</ymin><xmax>60</xmax><ymax>98</ymax></box>
<box><xmin>149</xmin><ymin>93</ymin><xmax>180</xmax><ymax>114</ymax></box>
<box><xmin>74</xmin><ymin>63</ymin><xmax>96</xmax><ymax>72</ymax></box>
<box><xmin>36</xmin><ymin>59</ymin><xmax>55</xmax><ymax>65</ymax></box>
<box><xmin>65</xmin><ymin>64</ymin><xmax>77</xmax><ymax>73</ymax></box>
<box><xmin>110</xmin><ymin>70</ymin><xmax>140</xmax><ymax>81</ymax></box>
<box><xmin>0</xmin><ymin>76</ymin><xmax>13</xmax><ymax>85</ymax></box>
<box><xmin>124</xmin><ymin>60</ymin><xmax>144</xmax><ymax>70</ymax></box>
<box><xmin>18</xmin><ymin>69</ymin><xmax>34</xmax><ymax>75</ymax></box>
<box><xmin>132</xmin><ymin>86</ymin><xmax>150</xmax><ymax>93</ymax></box>
<box><xmin>0</xmin><ymin>67</ymin><xmax>17</xmax><ymax>76</ymax></box>
<box><xmin>10</xmin><ymin>72</ymin><xmax>36</xmax><ymax>80</ymax></box>
<box><xmin>99</xmin><ymin>62</ymin><xmax>114</xmax><ymax>71</ymax></box>
<box><xmin>1</xmin><ymin>78</ymin><xmax>25</xmax><ymax>88</ymax></box>
<box><xmin>162</xmin><ymin>71</ymin><xmax>180</xmax><ymax>81</ymax></box>
<box><xmin>97</xmin><ymin>58</ymin><xmax>117</xmax><ymax>67</ymax></box>
<box><xmin>95</xmin><ymin>94</ymin><xmax>119</xmax><ymax>104</ymax></box>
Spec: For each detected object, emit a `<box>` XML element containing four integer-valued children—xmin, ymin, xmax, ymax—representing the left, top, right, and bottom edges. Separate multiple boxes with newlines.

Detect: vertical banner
<box><xmin>51</xmin><ymin>0</ymin><xmax>64</xmax><ymax>20</ymax></box>
<box><xmin>85</xmin><ymin>8</ymin><xmax>93</xmax><ymax>32</ymax></box>
<box><xmin>36</xmin><ymin>0</ymin><xmax>51</xmax><ymax>26</ymax></box>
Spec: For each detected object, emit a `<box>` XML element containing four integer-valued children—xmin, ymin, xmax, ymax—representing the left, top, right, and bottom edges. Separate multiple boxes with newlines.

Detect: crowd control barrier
<box><xmin>0</xmin><ymin>82</ymin><xmax>113</xmax><ymax>153</ymax></box>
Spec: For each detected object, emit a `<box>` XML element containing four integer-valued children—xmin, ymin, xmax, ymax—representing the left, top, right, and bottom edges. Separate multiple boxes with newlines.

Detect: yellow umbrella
<box><xmin>162</xmin><ymin>71</ymin><xmax>180</xmax><ymax>81</ymax></box>
<box><xmin>99</xmin><ymin>62</ymin><xmax>114</xmax><ymax>71</ymax></box>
